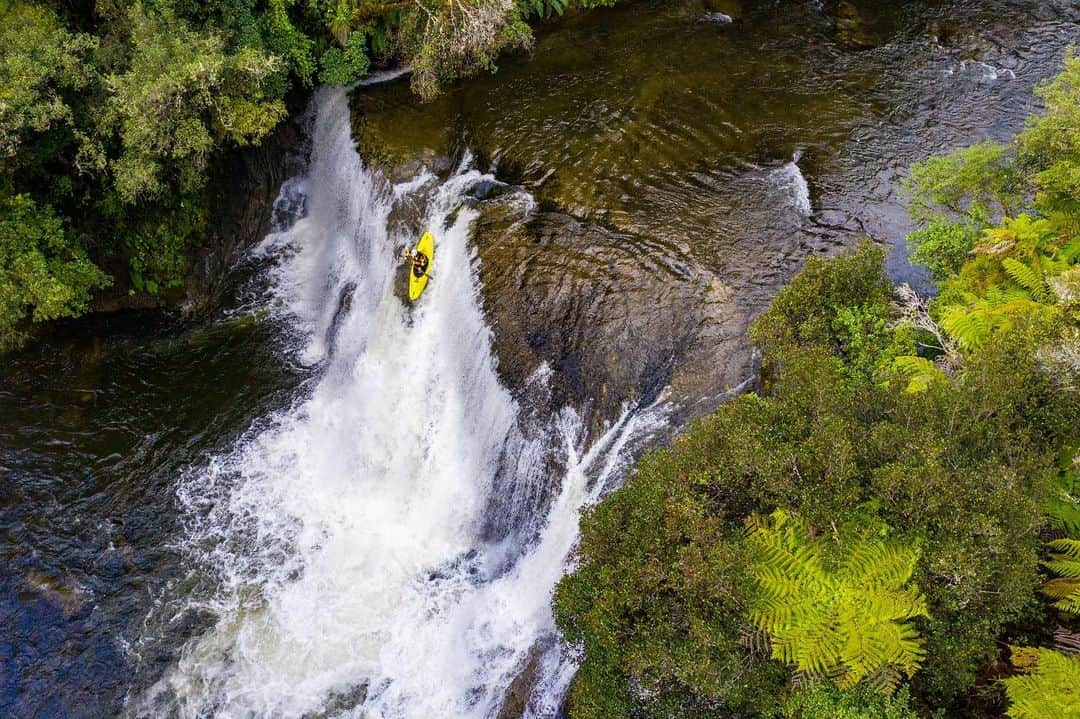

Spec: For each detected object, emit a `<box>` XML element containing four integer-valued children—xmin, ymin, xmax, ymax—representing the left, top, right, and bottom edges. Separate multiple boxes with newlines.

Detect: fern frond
<box><xmin>984</xmin><ymin>283</ymin><xmax>1035</xmax><ymax>306</ymax></box>
<box><xmin>1046</xmin><ymin>469</ymin><xmax>1080</xmax><ymax>536</ymax></box>
<box><xmin>1003</xmin><ymin>649</ymin><xmax>1080</xmax><ymax>719</ymax></box>
<box><xmin>746</xmin><ymin>510</ymin><xmax>926</xmax><ymax>693</ymax></box>
<box><xmin>1057</xmin><ymin>237</ymin><xmax>1080</xmax><ymax>264</ymax></box>
<box><xmin>1041</xmin><ymin>539</ymin><xmax>1080</xmax><ymax>617</ymax></box>
<box><xmin>1047</xmin><ymin>538</ymin><xmax>1080</xmax><ymax>560</ymax></box>
<box><xmin>1003</xmin><ymin>257</ymin><xmax>1051</xmax><ymax>302</ymax></box>
<box><xmin>891</xmin><ymin>355</ymin><xmax>945</xmax><ymax>393</ymax></box>
<box><xmin>1042</xmin><ymin>579</ymin><xmax>1080</xmax><ymax>614</ymax></box>
<box><xmin>941</xmin><ymin>307</ymin><xmax>992</xmax><ymax>350</ymax></box>
<box><xmin>1041</xmin><ymin>578</ymin><xmax>1080</xmax><ymax>600</ymax></box>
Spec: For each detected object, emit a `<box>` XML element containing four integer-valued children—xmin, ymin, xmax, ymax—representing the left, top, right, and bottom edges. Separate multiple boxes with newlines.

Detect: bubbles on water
<box><xmin>944</xmin><ymin>59</ymin><xmax>1017</xmax><ymax>81</ymax></box>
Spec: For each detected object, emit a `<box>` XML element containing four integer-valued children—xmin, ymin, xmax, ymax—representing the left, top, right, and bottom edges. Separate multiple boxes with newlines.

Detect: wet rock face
<box><xmin>183</xmin><ymin>115</ymin><xmax>305</xmax><ymax>315</ymax></box>
<box><xmin>23</xmin><ymin>569</ymin><xmax>90</xmax><ymax>618</ymax></box>
<box><xmin>473</xmin><ymin>194</ymin><xmax>755</xmax><ymax>433</ymax></box>
<box><xmin>496</xmin><ymin>643</ymin><xmax>544</xmax><ymax>719</ymax></box>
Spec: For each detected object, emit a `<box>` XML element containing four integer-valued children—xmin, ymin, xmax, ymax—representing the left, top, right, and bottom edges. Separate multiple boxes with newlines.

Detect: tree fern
<box><xmin>940</xmin><ymin>306</ymin><xmax>992</xmax><ymax>350</ymax></box>
<box><xmin>1047</xmin><ymin>458</ymin><xmax>1080</xmax><ymax>537</ymax></box>
<box><xmin>1003</xmin><ymin>648</ymin><xmax>1080</xmax><ymax>719</ymax></box>
<box><xmin>1057</xmin><ymin>236</ymin><xmax>1080</xmax><ymax>264</ymax></box>
<box><xmin>746</xmin><ymin>510</ymin><xmax>929</xmax><ymax>692</ymax></box>
<box><xmin>1002</xmin><ymin>257</ymin><xmax>1050</xmax><ymax>302</ymax></box>
<box><xmin>1042</xmin><ymin>538</ymin><xmax>1080</xmax><ymax>615</ymax></box>
<box><xmin>891</xmin><ymin>355</ymin><xmax>945</xmax><ymax>393</ymax></box>
<box><xmin>937</xmin><ymin>285</ymin><xmax>1051</xmax><ymax>351</ymax></box>
<box><xmin>984</xmin><ymin>282</ymin><xmax>1036</xmax><ymax>307</ymax></box>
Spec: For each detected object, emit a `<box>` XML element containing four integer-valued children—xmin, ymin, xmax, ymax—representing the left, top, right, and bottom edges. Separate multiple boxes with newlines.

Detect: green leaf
<box><xmin>746</xmin><ymin>510</ymin><xmax>928</xmax><ymax>692</ymax></box>
<box><xmin>890</xmin><ymin>355</ymin><xmax>944</xmax><ymax>393</ymax></box>
<box><xmin>1003</xmin><ymin>649</ymin><xmax>1080</xmax><ymax>719</ymax></box>
<box><xmin>1002</xmin><ymin>257</ymin><xmax>1049</xmax><ymax>302</ymax></box>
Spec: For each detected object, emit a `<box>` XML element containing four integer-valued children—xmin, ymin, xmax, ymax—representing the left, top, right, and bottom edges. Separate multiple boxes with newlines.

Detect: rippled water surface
<box><xmin>356</xmin><ymin>0</ymin><xmax>1078</xmax><ymax>285</ymax></box>
<box><xmin>2</xmin><ymin>0</ymin><xmax>1078</xmax><ymax>716</ymax></box>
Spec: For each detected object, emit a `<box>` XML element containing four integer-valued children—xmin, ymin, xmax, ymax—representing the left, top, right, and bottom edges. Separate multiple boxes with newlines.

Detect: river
<box><xmin>1</xmin><ymin>1</ymin><xmax>1077</xmax><ymax>717</ymax></box>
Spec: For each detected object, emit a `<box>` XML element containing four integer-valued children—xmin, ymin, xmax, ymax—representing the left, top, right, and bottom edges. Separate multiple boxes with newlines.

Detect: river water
<box><xmin>1</xmin><ymin>1</ymin><xmax>1077</xmax><ymax>717</ymax></box>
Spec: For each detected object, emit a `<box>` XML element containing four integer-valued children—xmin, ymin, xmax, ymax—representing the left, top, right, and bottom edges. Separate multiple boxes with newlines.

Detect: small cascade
<box><xmin>770</xmin><ymin>152</ymin><xmax>812</xmax><ymax>217</ymax></box>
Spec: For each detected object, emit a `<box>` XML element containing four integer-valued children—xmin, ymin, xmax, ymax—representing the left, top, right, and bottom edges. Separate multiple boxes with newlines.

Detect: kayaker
<box><xmin>401</xmin><ymin>248</ymin><xmax>425</xmax><ymax>278</ymax></box>
<box><xmin>412</xmin><ymin>250</ymin><xmax>429</xmax><ymax>278</ymax></box>
<box><xmin>401</xmin><ymin>247</ymin><xmax>429</xmax><ymax>278</ymax></box>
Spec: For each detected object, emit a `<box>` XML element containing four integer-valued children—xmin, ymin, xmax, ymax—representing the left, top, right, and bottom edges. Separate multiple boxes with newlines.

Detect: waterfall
<box><xmin>132</xmin><ymin>86</ymin><xmax>666</xmax><ymax>719</ymax></box>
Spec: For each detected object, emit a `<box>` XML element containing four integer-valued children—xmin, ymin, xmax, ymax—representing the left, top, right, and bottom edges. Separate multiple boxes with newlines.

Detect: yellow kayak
<box><xmin>408</xmin><ymin>231</ymin><xmax>434</xmax><ymax>301</ymax></box>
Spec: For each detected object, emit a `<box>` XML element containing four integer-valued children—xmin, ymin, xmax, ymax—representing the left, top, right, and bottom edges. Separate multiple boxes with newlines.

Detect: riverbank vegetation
<box><xmin>554</xmin><ymin>55</ymin><xmax>1080</xmax><ymax>719</ymax></box>
<box><xmin>0</xmin><ymin>0</ymin><xmax>613</xmax><ymax>349</ymax></box>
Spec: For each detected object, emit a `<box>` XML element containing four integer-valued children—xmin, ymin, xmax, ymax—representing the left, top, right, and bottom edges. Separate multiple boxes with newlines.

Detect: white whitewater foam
<box><xmin>770</xmin><ymin>152</ymin><xmax>812</xmax><ymax>217</ymax></box>
<box><xmin>945</xmin><ymin>60</ymin><xmax>1017</xmax><ymax>81</ymax></box>
<box><xmin>134</xmin><ymin>85</ymin><xmax>666</xmax><ymax>719</ymax></box>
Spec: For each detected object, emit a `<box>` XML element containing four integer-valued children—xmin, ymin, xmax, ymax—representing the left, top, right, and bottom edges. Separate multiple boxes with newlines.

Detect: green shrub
<box><xmin>553</xmin><ymin>435</ymin><xmax>787</xmax><ymax>719</ymax></box>
<box><xmin>907</xmin><ymin>219</ymin><xmax>981</xmax><ymax>281</ymax></box>
<box><xmin>0</xmin><ymin>194</ymin><xmax>110</xmax><ymax>346</ymax></box>
<box><xmin>318</xmin><ymin>31</ymin><xmax>371</xmax><ymax>85</ymax></box>
<box><xmin>781</xmin><ymin>683</ymin><xmax>922</xmax><ymax>719</ymax></box>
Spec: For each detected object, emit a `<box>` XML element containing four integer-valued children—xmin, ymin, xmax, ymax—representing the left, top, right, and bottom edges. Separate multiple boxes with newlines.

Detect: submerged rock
<box><xmin>702</xmin><ymin>0</ymin><xmax>742</xmax><ymax>19</ymax></box>
<box><xmin>24</xmin><ymin>568</ymin><xmax>89</xmax><ymax>617</ymax></box>
<box><xmin>496</xmin><ymin>643</ymin><xmax>545</xmax><ymax>719</ymax></box>
<box><xmin>832</xmin><ymin>0</ymin><xmax>899</xmax><ymax>49</ymax></box>
<box><xmin>701</xmin><ymin>11</ymin><xmax>733</xmax><ymax>24</ymax></box>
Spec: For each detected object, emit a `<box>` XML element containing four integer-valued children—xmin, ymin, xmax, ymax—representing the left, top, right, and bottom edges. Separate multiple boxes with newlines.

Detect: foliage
<box><xmin>1002</xmin><ymin>648</ymin><xmax>1080</xmax><ymax>719</ymax></box>
<box><xmin>1018</xmin><ymin>50</ymin><xmax>1080</xmax><ymax>224</ymax></box>
<box><xmin>553</xmin><ymin>436</ymin><xmax>787</xmax><ymax>719</ymax></box>
<box><xmin>907</xmin><ymin>218</ymin><xmax>981</xmax><ymax>281</ymax></box>
<box><xmin>0</xmin><ymin>0</ymin><xmax>626</xmax><ymax>349</ymax></box>
<box><xmin>780</xmin><ymin>683</ymin><xmax>922</xmax><ymax>719</ymax></box>
<box><xmin>1041</xmin><ymin>538</ymin><xmax>1080</xmax><ymax>616</ymax></box>
<box><xmin>1047</xmin><ymin>455</ymin><xmax>1080</xmax><ymax>537</ymax></box>
<box><xmin>906</xmin><ymin>140</ymin><xmax>1021</xmax><ymax>223</ymax></box>
<box><xmin>0</xmin><ymin>1</ymin><xmax>97</xmax><ymax>163</ymax></box>
<box><xmin>102</xmin><ymin>2</ymin><xmax>287</xmax><ymax>203</ymax></box>
<box><xmin>557</xmin><ymin>239</ymin><xmax>1078</xmax><ymax>717</ymax></box>
<box><xmin>904</xmin><ymin>55</ymin><xmax>1080</xmax><ymax>358</ymax></box>
<box><xmin>318</xmin><ymin>31</ymin><xmax>371</xmax><ymax>85</ymax></box>
<box><xmin>0</xmin><ymin>194</ymin><xmax>110</xmax><ymax>346</ymax></box>
<box><xmin>556</xmin><ymin>302</ymin><xmax>1076</xmax><ymax>715</ymax></box>
<box><xmin>402</xmin><ymin>0</ymin><xmax>534</xmax><ymax>100</ymax></box>
<box><xmin>890</xmin><ymin>355</ymin><xmax>944</xmax><ymax>394</ymax></box>
<box><xmin>746</xmin><ymin>509</ymin><xmax>928</xmax><ymax>692</ymax></box>
<box><xmin>750</xmin><ymin>243</ymin><xmax>915</xmax><ymax>381</ymax></box>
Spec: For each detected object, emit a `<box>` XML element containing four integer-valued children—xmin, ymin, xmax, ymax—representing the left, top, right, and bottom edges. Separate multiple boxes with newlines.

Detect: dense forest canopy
<box><xmin>0</xmin><ymin>0</ymin><xmax>612</xmax><ymax>348</ymax></box>
<box><xmin>554</xmin><ymin>55</ymin><xmax>1080</xmax><ymax>719</ymax></box>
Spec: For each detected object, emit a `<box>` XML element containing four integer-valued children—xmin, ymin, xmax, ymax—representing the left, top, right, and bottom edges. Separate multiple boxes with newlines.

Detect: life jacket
<box><xmin>412</xmin><ymin>252</ymin><xmax>429</xmax><ymax>278</ymax></box>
